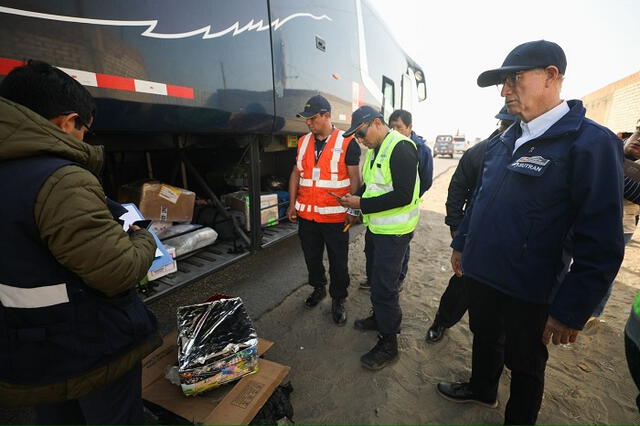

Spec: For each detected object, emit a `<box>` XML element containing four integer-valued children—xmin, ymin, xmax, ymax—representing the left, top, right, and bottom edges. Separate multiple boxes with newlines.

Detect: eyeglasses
<box><xmin>355</xmin><ymin>122</ymin><xmax>372</xmax><ymax>140</ymax></box>
<box><xmin>497</xmin><ymin>71</ymin><xmax>525</xmax><ymax>89</ymax></box>
<box><xmin>60</xmin><ymin>111</ymin><xmax>93</xmax><ymax>135</ymax></box>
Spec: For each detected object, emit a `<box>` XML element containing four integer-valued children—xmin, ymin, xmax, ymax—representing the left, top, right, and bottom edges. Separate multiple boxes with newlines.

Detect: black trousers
<box><xmin>35</xmin><ymin>363</ymin><xmax>143</xmax><ymax>424</ymax></box>
<box><xmin>364</xmin><ymin>229</ymin><xmax>413</xmax><ymax>335</ymax></box>
<box><xmin>467</xmin><ymin>277</ymin><xmax>549</xmax><ymax>425</ymax></box>
<box><xmin>625</xmin><ymin>333</ymin><xmax>640</xmax><ymax>413</ymax></box>
<box><xmin>298</xmin><ymin>217</ymin><xmax>349</xmax><ymax>299</ymax></box>
<box><xmin>435</xmin><ymin>274</ymin><xmax>469</xmax><ymax>328</ymax></box>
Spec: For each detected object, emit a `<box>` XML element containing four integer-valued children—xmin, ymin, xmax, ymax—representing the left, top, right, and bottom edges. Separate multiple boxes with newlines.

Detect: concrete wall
<box><xmin>582</xmin><ymin>71</ymin><xmax>640</xmax><ymax>133</ymax></box>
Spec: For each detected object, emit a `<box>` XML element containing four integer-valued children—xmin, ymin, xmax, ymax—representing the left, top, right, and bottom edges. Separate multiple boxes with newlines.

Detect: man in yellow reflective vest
<box><xmin>339</xmin><ymin>106</ymin><xmax>420</xmax><ymax>370</ymax></box>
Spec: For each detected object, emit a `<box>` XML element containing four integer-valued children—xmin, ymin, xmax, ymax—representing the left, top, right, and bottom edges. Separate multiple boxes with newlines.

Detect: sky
<box><xmin>370</xmin><ymin>0</ymin><xmax>640</xmax><ymax>142</ymax></box>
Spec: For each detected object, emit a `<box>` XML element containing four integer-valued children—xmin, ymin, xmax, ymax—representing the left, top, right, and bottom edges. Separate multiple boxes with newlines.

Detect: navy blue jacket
<box><xmin>410</xmin><ymin>131</ymin><xmax>433</xmax><ymax>196</ymax></box>
<box><xmin>452</xmin><ymin>100</ymin><xmax>624</xmax><ymax>329</ymax></box>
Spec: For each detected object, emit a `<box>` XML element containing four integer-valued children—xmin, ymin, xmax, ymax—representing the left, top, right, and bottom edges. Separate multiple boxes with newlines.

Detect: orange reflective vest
<box><xmin>295</xmin><ymin>128</ymin><xmax>352</xmax><ymax>223</ymax></box>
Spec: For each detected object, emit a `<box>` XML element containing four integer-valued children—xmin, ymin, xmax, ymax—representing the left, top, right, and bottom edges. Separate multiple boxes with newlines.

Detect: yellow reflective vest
<box><xmin>362</xmin><ymin>130</ymin><xmax>420</xmax><ymax>235</ymax></box>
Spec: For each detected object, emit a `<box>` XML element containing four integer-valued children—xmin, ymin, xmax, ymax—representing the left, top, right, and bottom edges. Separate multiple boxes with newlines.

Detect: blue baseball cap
<box><xmin>477</xmin><ymin>40</ymin><xmax>567</xmax><ymax>88</ymax></box>
<box><xmin>495</xmin><ymin>105</ymin><xmax>517</xmax><ymax>121</ymax></box>
<box><xmin>344</xmin><ymin>106</ymin><xmax>383</xmax><ymax>137</ymax></box>
<box><xmin>297</xmin><ymin>95</ymin><xmax>331</xmax><ymax>118</ymax></box>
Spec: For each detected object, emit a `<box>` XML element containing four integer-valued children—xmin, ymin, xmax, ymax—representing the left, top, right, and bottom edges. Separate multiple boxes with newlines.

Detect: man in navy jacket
<box><xmin>436</xmin><ymin>40</ymin><xmax>624</xmax><ymax>425</ymax></box>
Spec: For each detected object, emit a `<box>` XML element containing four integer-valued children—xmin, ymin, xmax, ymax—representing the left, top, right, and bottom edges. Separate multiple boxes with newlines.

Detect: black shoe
<box><xmin>436</xmin><ymin>382</ymin><xmax>498</xmax><ymax>408</ymax></box>
<box><xmin>304</xmin><ymin>287</ymin><xmax>326</xmax><ymax>308</ymax></box>
<box><xmin>426</xmin><ymin>322</ymin><xmax>446</xmax><ymax>343</ymax></box>
<box><xmin>332</xmin><ymin>298</ymin><xmax>347</xmax><ymax>326</ymax></box>
<box><xmin>354</xmin><ymin>311</ymin><xmax>378</xmax><ymax>331</ymax></box>
<box><xmin>359</xmin><ymin>280</ymin><xmax>371</xmax><ymax>291</ymax></box>
<box><xmin>361</xmin><ymin>334</ymin><xmax>398</xmax><ymax>370</ymax></box>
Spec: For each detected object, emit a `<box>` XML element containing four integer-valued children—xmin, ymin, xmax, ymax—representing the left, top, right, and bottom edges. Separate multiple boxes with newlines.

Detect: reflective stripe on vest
<box><xmin>0</xmin><ymin>282</ymin><xmax>69</xmax><ymax>309</ymax></box>
<box><xmin>362</xmin><ymin>130</ymin><xmax>420</xmax><ymax>235</ymax></box>
<box><xmin>295</xmin><ymin>128</ymin><xmax>351</xmax><ymax>223</ymax></box>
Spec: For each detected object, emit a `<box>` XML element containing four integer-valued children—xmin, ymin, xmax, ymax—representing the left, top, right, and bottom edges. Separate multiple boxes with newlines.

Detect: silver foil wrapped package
<box><xmin>176</xmin><ymin>297</ymin><xmax>258</xmax><ymax>396</ymax></box>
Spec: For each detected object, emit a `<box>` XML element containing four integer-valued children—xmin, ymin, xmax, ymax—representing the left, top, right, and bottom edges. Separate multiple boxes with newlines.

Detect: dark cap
<box><xmin>477</xmin><ymin>40</ymin><xmax>567</xmax><ymax>88</ymax></box>
<box><xmin>297</xmin><ymin>95</ymin><xmax>331</xmax><ymax>118</ymax></box>
<box><xmin>344</xmin><ymin>106</ymin><xmax>383</xmax><ymax>137</ymax></box>
<box><xmin>495</xmin><ymin>105</ymin><xmax>517</xmax><ymax>122</ymax></box>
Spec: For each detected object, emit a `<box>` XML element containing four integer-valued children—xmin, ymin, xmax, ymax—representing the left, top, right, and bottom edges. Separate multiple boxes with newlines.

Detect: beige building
<box><xmin>582</xmin><ymin>71</ymin><xmax>640</xmax><ymax>133</ymax></box>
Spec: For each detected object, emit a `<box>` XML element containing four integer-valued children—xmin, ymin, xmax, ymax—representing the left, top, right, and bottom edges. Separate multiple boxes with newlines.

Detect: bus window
<box><xmin>382</xmin><ymin>76</ymin><xmax>395</xmax><ymax>123</ymax></box>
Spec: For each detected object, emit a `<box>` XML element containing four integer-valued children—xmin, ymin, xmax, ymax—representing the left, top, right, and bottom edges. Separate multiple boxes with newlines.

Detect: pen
<box><xmin>343</xmin><ymin>223</ymin><xmax>351</xmax><ymax>233</ymax></box>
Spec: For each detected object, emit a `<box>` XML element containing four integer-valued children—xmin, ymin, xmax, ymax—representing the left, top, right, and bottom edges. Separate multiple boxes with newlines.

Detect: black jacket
<box><xmin>444</xmin><ymin>137</ymin><xmax>491</xmax><ymax>232</ymax></box>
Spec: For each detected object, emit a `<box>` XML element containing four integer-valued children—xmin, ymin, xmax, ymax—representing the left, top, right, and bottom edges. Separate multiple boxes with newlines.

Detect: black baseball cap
<box><xmin>344</xmin><ymin>106</ymin><xmax>383</xmax><ymax>137</ymax></box>
<box><xmin>477</xmin><ymin>40</ymin><xmax>567</xmax><ymax>88</ymax></box>
<box><xmin>297</xmin><ymin>95</ymin><xmax>331</xmax><ymax>118</ymax></box>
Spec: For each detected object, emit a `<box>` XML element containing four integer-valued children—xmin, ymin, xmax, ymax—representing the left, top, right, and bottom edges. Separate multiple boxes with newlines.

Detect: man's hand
<box><xmin>128</xmin><ymin>224</ymin><xmax>142</xmax><ymax>232</ymax></box>
<box><xmin>286</xmin><ymin>205</ymin><xmax>297</xmax><ymax>223</ymax></box>
<box><xmin>542</xmin><ymin>316</ymin><xmax>579</xmax><ymax>345</ymax></box>
<box><xmin>624</xmin><ymin>130</ymin><xmax>640</xmax><ymax>160</ymax></box>
<box><xmin>338</xmin><ymin>193</ymin><xmax>361</xmax><ymax>209</ymax></box>
<box><xmin>451</xmin><ymin>250</ymin><xmax>463</xmax><ymax>277</ymax></box>
<box><xmin>345</xmin><ymin>213</ymin><xmax>358</xmax><ymax>226</ymax></box>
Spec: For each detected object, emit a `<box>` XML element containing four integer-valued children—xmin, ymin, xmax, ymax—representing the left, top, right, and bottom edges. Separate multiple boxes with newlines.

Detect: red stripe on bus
<box><xmin>96</xmin><ymin>73</ymin><xmax>135</xmax><ymax>91</ymax></box>
<box><xmin>0</xmin><ymin>58</ymin><xmax>25</xmax><ymax>76</ymax></box>
<box><xmin>167</xmin><ymin>84</ymin><xmax>195</xmax><ymax>99</ymax></box>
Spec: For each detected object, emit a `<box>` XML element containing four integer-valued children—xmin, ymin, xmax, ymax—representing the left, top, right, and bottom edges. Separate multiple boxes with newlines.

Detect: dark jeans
<box><xmin>467</xmin><ymin>277</ymin><xmax>549</xmax><ymax>425</ymax></box>
<box><xmin>298</xmin><ymin>218</ymin><xmax>349</xmax><ymax>299</ymax></box>
<box><xmin>35</xmin><ymin>363</ymin><xmax>143</xmax><ymax>424</ymax></box>
<box><xmin>625</xmin><ymin>333</ymin><xmax>640</xmax><ymax>413</ymax></box>
<box><xmin>434</xmin><ymin>274</ymin><xmax>469</xmax><ymax>328</ymax></box>
<box><xmin>364</xmin><ymin>229</ymin><xmax>413</xmax><ymax>335</ymax></box>
<box><xmin>367</xmin><ymin>243</ymin><xmax>410</xmax><ymax>283</ymax></box>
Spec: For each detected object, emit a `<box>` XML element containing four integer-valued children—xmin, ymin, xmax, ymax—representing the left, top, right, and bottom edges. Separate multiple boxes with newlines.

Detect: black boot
<box><xmin>426</xmin><ymin>315</ymin><xmax>446</xmax><ymax>343</ymax></box>
<box><xmin>354</xmin><ymin>311</ymin><xmax>378</xmax><ymax>331</ymax></box>
<box><xmin>331</xmin><ymin>298</ymin><xmax>347</xmax><ymax>326</ymax></box>
<box><xmin>304</xmin><ymin>286</ymin><xmax>326</xmax><ymax>308</ymax></box>
<box><xmin>361</xmin><ymin>334</ymin><xmax>398</xmax><ymax>370</ymax></box>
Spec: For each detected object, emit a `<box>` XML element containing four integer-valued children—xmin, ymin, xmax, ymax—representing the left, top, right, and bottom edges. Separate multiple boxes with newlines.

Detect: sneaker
<box><xmin>436</xmin><ymin>382</ymin><xmax>498</xmax><ymax>408</ymax></box>
<box><xmin>331</xmin><ymin>298</ymin><xmax>347</xmax><ymax>326</ymax></box>
<box><xmin>354</xmin><ymin>311</ymin><xmax>378</xmax><ymax>331</ymax></box>
<box><xmin>361</xmin><ymin>334</ymin><xmax>398</xmax><ymax>370</ymax></box>
<box><xmin>304</xmin><ymin>287</ymin><xmax>326</xmax><ymax>309</ymax></box>
<box><xmin>359</xmin><ymin>280</ymin><xmax>371</xmax><ymax>291</ymax></box>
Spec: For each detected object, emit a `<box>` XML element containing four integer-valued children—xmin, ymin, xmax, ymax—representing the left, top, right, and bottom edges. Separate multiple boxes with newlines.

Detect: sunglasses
<box><xmin>355</xmin><ymin>121</ymin><xmax>372</xmax><ymax>140</ymax></box>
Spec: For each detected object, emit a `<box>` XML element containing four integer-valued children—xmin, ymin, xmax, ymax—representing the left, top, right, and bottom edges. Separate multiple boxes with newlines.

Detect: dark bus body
<box><xmin>0</xmin><ymin>0</ymin><xmax>427</xmax><ymax>300</ymax></box>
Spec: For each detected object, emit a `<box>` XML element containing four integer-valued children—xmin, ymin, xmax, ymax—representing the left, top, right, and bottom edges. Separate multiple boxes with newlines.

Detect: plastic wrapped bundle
<box><xmin>177</xmin><ymin>297</ymin><xmax>258</xmax><ymax>396</ymax></box>
<box><xmin>163</xmin><ymin>226</ymin><xmax>218</xmax><ymax>258</ymax></box>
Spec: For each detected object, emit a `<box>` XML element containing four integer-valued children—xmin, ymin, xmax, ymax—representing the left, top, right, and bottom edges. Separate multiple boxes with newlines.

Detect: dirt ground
<box><xmin>255</xmin><ymin>166</ymin><xmax>640</xmax><ymax>424</ymax></box>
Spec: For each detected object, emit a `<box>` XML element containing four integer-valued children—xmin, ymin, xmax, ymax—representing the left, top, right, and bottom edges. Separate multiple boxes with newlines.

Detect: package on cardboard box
<box><xmin>120</xmin><ymin>181</ymin><xmax>196</xmax><ymax>223</ymax></box>
<box><xmin>224</xmin><ymin>191</ymin><xmax>278</xmax><ymax>231</ymax></box>
<box><xmin>177</xmin><ymin>297</ymin><xmax>259</xmax><ymax>396</ymax></box>
<box><xmin>141</xmin><ymin>332</ymin><xmax>289</xmax><ymax>424</ymax></box>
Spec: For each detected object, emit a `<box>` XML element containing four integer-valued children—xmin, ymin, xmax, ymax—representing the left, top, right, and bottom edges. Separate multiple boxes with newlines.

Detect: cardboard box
<box><xmin>120</xmin><ymin>182</ymin><xmax>196</xmax><ymax>223</ymax></box>
<box><xmin>224</xmin><ymin>192</ymin><xmax>278</xmax><ymax>231</ymax></box>
<box><xmin>142</xmin><ymin>332</ymin><xmax>290</xmax><ymax>425</ymax></box>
